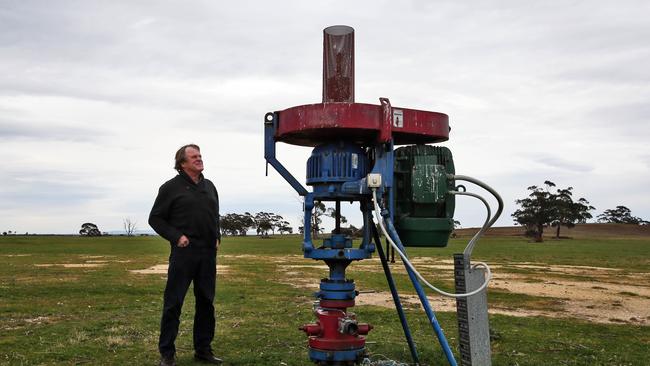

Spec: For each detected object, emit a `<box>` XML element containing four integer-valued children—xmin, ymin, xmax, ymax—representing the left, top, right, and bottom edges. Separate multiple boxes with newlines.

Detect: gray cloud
<box><xmin>589</xmin><ymin>102</ymin><xmax>650</xmax><ymax>126</ymax></box>
<box><xmin>1</xmin><ymin>0</ymin><xmax>649</xmax><ymax>232</ymax></box>
<box><xmin>0</xmin><ymin>119</ymin><xmax>111</xmax><ymax>142</ymax></box>
<box><xmin>0</xmin><ymin>1</ymin><xmax>317</xmax><ymax>81</ymax></box>
<box><xmin>0</xmin><ymin>169</ymin><xmax>106</xmax><ymax>208</ymax></box>
<box><xmin>643</xmin><ymin>155</ymin><xmax>650</xmax><ymax>169</ymax></box>
<box><xmin>555</xmin><ymin>61</ymin><xmax>650</xmax><ymax>85</ymax></box>
<box><xmin>532</xmin><ymin>156</ymin><xmax>594</xmax><ymax>173</ymax></box>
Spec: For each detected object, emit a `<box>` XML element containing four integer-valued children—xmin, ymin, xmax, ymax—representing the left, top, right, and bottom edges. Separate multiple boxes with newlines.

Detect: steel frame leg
<box><xmin>371</xmin><ymin>220</ymin><xmax>420</xmax><ymax>365</ymax></box>
<box><xmin>382</xmin><ymin>211</ymin><xmax>458</xmax><ymax>366</ymax></box>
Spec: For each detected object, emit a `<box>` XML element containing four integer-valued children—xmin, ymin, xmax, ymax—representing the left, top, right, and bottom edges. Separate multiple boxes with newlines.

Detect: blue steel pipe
<box><xmin>302</xmin><ymin>194</ymin><xmax>315</xmax><ymax>253</ymax></box>
<box><xmin>381</xmin><ymin>209</ymin><xmax>458</xmax><ymax>366</ymax></box>
<box><xmin>371</xmin><ymin>219</ymin><xmax>419</xmax><ymax>365</ymax></box>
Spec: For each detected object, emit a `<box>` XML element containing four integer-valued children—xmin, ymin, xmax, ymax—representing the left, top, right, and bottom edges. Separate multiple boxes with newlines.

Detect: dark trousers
<box><xmin>159</xmin><ymin>246</ymin><xmax>217</xmax><ymax>358</ymax></box>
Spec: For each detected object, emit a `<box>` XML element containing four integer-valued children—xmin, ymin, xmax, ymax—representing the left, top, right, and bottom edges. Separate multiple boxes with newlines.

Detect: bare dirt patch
<box><xmin>24</xmin><ymin>316</ymin><xmax>51</xmax><ymax>324</ymax></box>
<box><xmin>130</xmin><ymin>264</ymin><xmax>230</xmax><ymax>275</ymax></box>
<box><xmin>130</xmin><ymin>264</ymin><xmax>168</xmax><ymax>274</ymax></box>
<box><xmin>34</xmin><ymin>263</ymin><xmax>106</xmax><ymax>268</ymax></box>
<box><xmin>275</xmin><ymin>259</ymin><xmax>650</xmax><ymax>326</ymax></box>
<box><xmin>276</xmin><ymin>265</ymin><xmax>320</xmax><ymax>289</ymax></box>
<box><xmin>223</xmin><ymin>254</ymin><xmax>306</xmax><ymax>260</ymax></box>
<box><xmin>282</xmin><ymin>264</ymin><xmax>329</xmax><ymax>270</ymax></box>
<box><xmin>356</xmin><ymin>291</ymin><xmax>456</xmax><ymax>312</ymax></box>
<box><xmin>2</xmin><ymin>254</ymin><xmax>32</xmax><ymax>257</ymax></box>
<box><xmin>1</xmin><ymin>316</ymin><xmax>59</xmax><ymax>331</ymax></box>
<box><xmin>31</xmin><ymin>256</ymin><xmax>134</xmax><ymax>269</ymax></box>
<box><xmin>490</xmin><ymin>273</ymin><xmax>650</xmax><ymax>325</ymax></box>
<box><xmin>31</xmin><ymin>258</ymin><xmax>133</xmax><ymax>270</ymax></box>
<box><xmin>13</xmin><ymin>275</ymin><xmax>79</xmax><ymax>284</ymax></box>
<box><xmin>456</xmin><ymin>223</ymin><xmax>650</xmax><ymax>238</ymax></box>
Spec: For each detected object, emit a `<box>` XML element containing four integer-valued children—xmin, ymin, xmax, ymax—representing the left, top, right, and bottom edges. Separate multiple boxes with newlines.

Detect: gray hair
<box><xmin>174</xmin><ymin>144</ymin><xmax>200</xmax><ymax>171</ymax></box>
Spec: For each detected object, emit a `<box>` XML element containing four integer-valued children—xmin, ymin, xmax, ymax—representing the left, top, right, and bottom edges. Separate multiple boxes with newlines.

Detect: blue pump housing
<box><xmin>306</xmin><ymin>142</ymin><xmax>369</xmax><ymax>197</ymax></box>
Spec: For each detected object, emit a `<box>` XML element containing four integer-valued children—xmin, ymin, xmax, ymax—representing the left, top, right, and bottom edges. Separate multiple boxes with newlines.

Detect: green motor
<box><xmin>393</xmin><ymin>145</ymin><xmax>455</xmax><ymax>247</ymax></box>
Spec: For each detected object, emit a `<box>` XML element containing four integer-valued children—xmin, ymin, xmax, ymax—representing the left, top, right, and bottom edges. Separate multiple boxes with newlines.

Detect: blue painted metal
<box><xmin>388</xmin><ymin>141</ymin><xmax>395</xmax><ymax>222</ymax></box>
<box><xmin>318</xmin><ymin>283</ymin><xmax>356</xmax><ymax>300</ymax></box>
<box><xmin>306</xmin><ymin>248</ymin><xmax>373</xmax><ymax>261</ymax></box>
<box><xmin>307</xmin><ymin>142</ymin><xmax>369</xmax><ymax>188</ymax></box>
<box><xmin>372</xmin><ymin>220</ymin><xmax>420</xmax><ymax>365</ymax></box>
<box><xmin>367</xmin><ymin>144</ymin><xmax>394</xmax><ymax>197</ymax></box>
<box><xmin>309</xmin><ymin>348</ymin><xmax>366</xmax><ymax>363</ymax></box>
<box><xmin>320</xmin><ymin>281</ymin><xmax>355</xmax><ymax>291</ymax></box>
<box><xmin>323</xmin><ymin>234</ymin><xmax>352</xmax><ymax>249</ymax></box>
<box><xmin>302</xmin><ymin>193</ymin><xmax>315</xmax><ymax>253</ymax></box>
<box><xmin>264</xmin><ymin>112</ymin><xmax>308</xmax><ymax>196</ymax></box>
<box><xmin>266</xmin><ymin>105</ymin><xmax>459</xmax><ymax>364</ymax></box>
<box><xmin>358</xmin><ymin>206</ymin><xmax>372</xmax><ymax>251</ymax></box>
<box><xmin>382</xmin><ymin>209</ymin><xmax>458</xmax><ymax>366</ymax></box>
<box><xmin>265</xmin><ymin>25</ymin><xmax>468</xmax><ymax>365</ymax></box>
<box><xmin>317</xmin><ymin>290</ymin><xmax>355</xmax><ymax>300</ymax></box>
<box><xmin>340</xmin><ymin>178</ymin><xmax>370</xmax><ymax>195</ymax></box>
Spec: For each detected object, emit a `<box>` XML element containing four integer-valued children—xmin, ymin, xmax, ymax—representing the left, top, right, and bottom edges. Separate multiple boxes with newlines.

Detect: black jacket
<box><xmin>149</xmin><ymin>171</ymin><xmax>221</xmax><ymax>248</ymax></box>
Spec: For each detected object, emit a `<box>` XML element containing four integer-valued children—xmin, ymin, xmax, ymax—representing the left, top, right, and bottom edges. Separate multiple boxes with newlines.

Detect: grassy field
<box><xmin>1</xmin><ymin>232</ymin><xmax>649</xmax><ymax>365</ymax></box>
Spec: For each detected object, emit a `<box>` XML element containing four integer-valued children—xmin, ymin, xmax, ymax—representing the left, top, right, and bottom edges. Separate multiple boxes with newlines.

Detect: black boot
<box><xmin>194</xmin><ymin>351</ymin><xmax>223</xmax><ymax>364</ymax></box>
<box><xmin>159</xmin><ymin>355</ymin><xmax>176</xmax><ymax>366</ymax></box>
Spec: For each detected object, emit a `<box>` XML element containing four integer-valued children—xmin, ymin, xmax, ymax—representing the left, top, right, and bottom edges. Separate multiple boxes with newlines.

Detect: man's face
<box><xmin>181</xmin><ymin>147</ymin><xmax>204</xmax><ymax>175</ymax></box>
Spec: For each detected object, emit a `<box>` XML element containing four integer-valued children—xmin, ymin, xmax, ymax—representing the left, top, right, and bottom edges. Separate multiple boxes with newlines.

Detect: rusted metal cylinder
<box><xmin>322</xmin><ymin>25</ymin><xmax>354</xmax><ymax>103</ymax></box>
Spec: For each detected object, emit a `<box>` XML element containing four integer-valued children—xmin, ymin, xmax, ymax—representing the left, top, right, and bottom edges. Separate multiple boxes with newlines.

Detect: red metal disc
<box><xmin>309</xmin><ymin>336</ymin><xmax>366</xmax><ymax>350</ymax></box>
<box><xmin>319</xmin><ymin>299</ymin><xmax>355</xmax><ymax>308</ymax></box>
<box><xmin>275</xmin><ymin>102</ymin><xmax>449</xmax><ymax>147</ymax></box>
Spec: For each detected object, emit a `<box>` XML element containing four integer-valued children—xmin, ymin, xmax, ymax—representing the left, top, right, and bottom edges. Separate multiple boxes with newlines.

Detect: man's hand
<box><xmin>177</xmin><ymin>235</ymin><xmax>190</xmax><ymax>247</ymax></box>
<box><xmin>215</xmin><ymin>239</ymin><xmax>220</xmax><ymax>251</ymax></box>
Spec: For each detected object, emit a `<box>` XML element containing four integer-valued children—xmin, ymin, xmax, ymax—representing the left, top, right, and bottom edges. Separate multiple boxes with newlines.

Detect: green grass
<box><xmin>1</xmin><ymin>234</ymin><xmax>649</xmax><ymax>365</ymax></box>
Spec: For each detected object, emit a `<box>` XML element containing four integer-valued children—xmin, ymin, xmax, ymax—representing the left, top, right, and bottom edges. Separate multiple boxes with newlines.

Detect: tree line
<box><xmin>222</xmin><ymin>204</ymin><xmax>363</xmax><ymax>238</ymax></box>
<box><xmin>297</xmin><ymin>202</ymin><xmax>362</xmax><ymax>238</ymax></box>
<box><xmin>220</xmin><ymin>212</ymin><xmax>293</xmax><ymax>237</ymax></box>
<box><xmin>74</xmin><ymin>181</ymin><xmax>647</xmax><ymax>240</ymax></box>
<box><xmin>512</xmin><ymin>180</ymin><xmax>647</xmax><ymax>242</ymax></box>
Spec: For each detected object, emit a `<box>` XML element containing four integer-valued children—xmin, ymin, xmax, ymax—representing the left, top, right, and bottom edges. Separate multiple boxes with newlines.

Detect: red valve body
<box><xmin>300</xmin><ymin>302</ymin><xmax>373</xmax><ymax>351</ymax></box>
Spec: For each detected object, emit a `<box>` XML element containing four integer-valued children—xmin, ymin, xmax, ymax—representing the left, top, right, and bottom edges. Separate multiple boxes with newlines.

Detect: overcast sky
<box><xmin>1</xmin><ymin>0</ymin><xmax>648</xmax><ymax>234</ymax></box>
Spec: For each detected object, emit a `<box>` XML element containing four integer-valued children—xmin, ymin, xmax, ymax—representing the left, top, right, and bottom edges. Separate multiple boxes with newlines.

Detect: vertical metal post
<box><xmin>335</xmin><ymin>200</ymin><xmax>341</xmax><ymax>234</ymax></box>
<box><xmin>454</xmin><ymin>254</ymin><xmax>491</xmax><ymax>366</ymax></box>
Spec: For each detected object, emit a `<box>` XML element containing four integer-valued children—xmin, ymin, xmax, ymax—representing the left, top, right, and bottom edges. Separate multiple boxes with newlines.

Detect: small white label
<box><xmin>351</xmin><ymin>153</ymin><xmax>358</xmax><ymax>169</ymax></box>
<box><xmin>393</xmin><ymin>109</ymin><xmax>404</xmax><ymax>128</ymax></box>
<box><xmin>367</xmin><ymin>173</ymin><xmax>382</xmax><ymax>188</ymax></box>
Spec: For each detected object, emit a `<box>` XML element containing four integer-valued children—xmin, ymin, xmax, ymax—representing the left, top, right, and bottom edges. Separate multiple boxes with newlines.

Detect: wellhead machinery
<box><xmin>264</xmin><ymin>25</ymin><xmax>503</xmax><ymax>366</ymax></box>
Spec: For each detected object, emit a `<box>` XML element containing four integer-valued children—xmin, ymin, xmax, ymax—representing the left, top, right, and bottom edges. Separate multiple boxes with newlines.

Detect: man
<box><xmin>149</xmin><ymin>144</ymin><xmax>223</xmax><ymax>366</ymax></box>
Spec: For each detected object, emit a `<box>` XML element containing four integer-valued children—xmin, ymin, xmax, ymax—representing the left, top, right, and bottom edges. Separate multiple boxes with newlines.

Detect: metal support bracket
<box><xmin>264</xmin><ymin>112</ymin><xmax>309</xmax><ymax>196</ymax></box>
